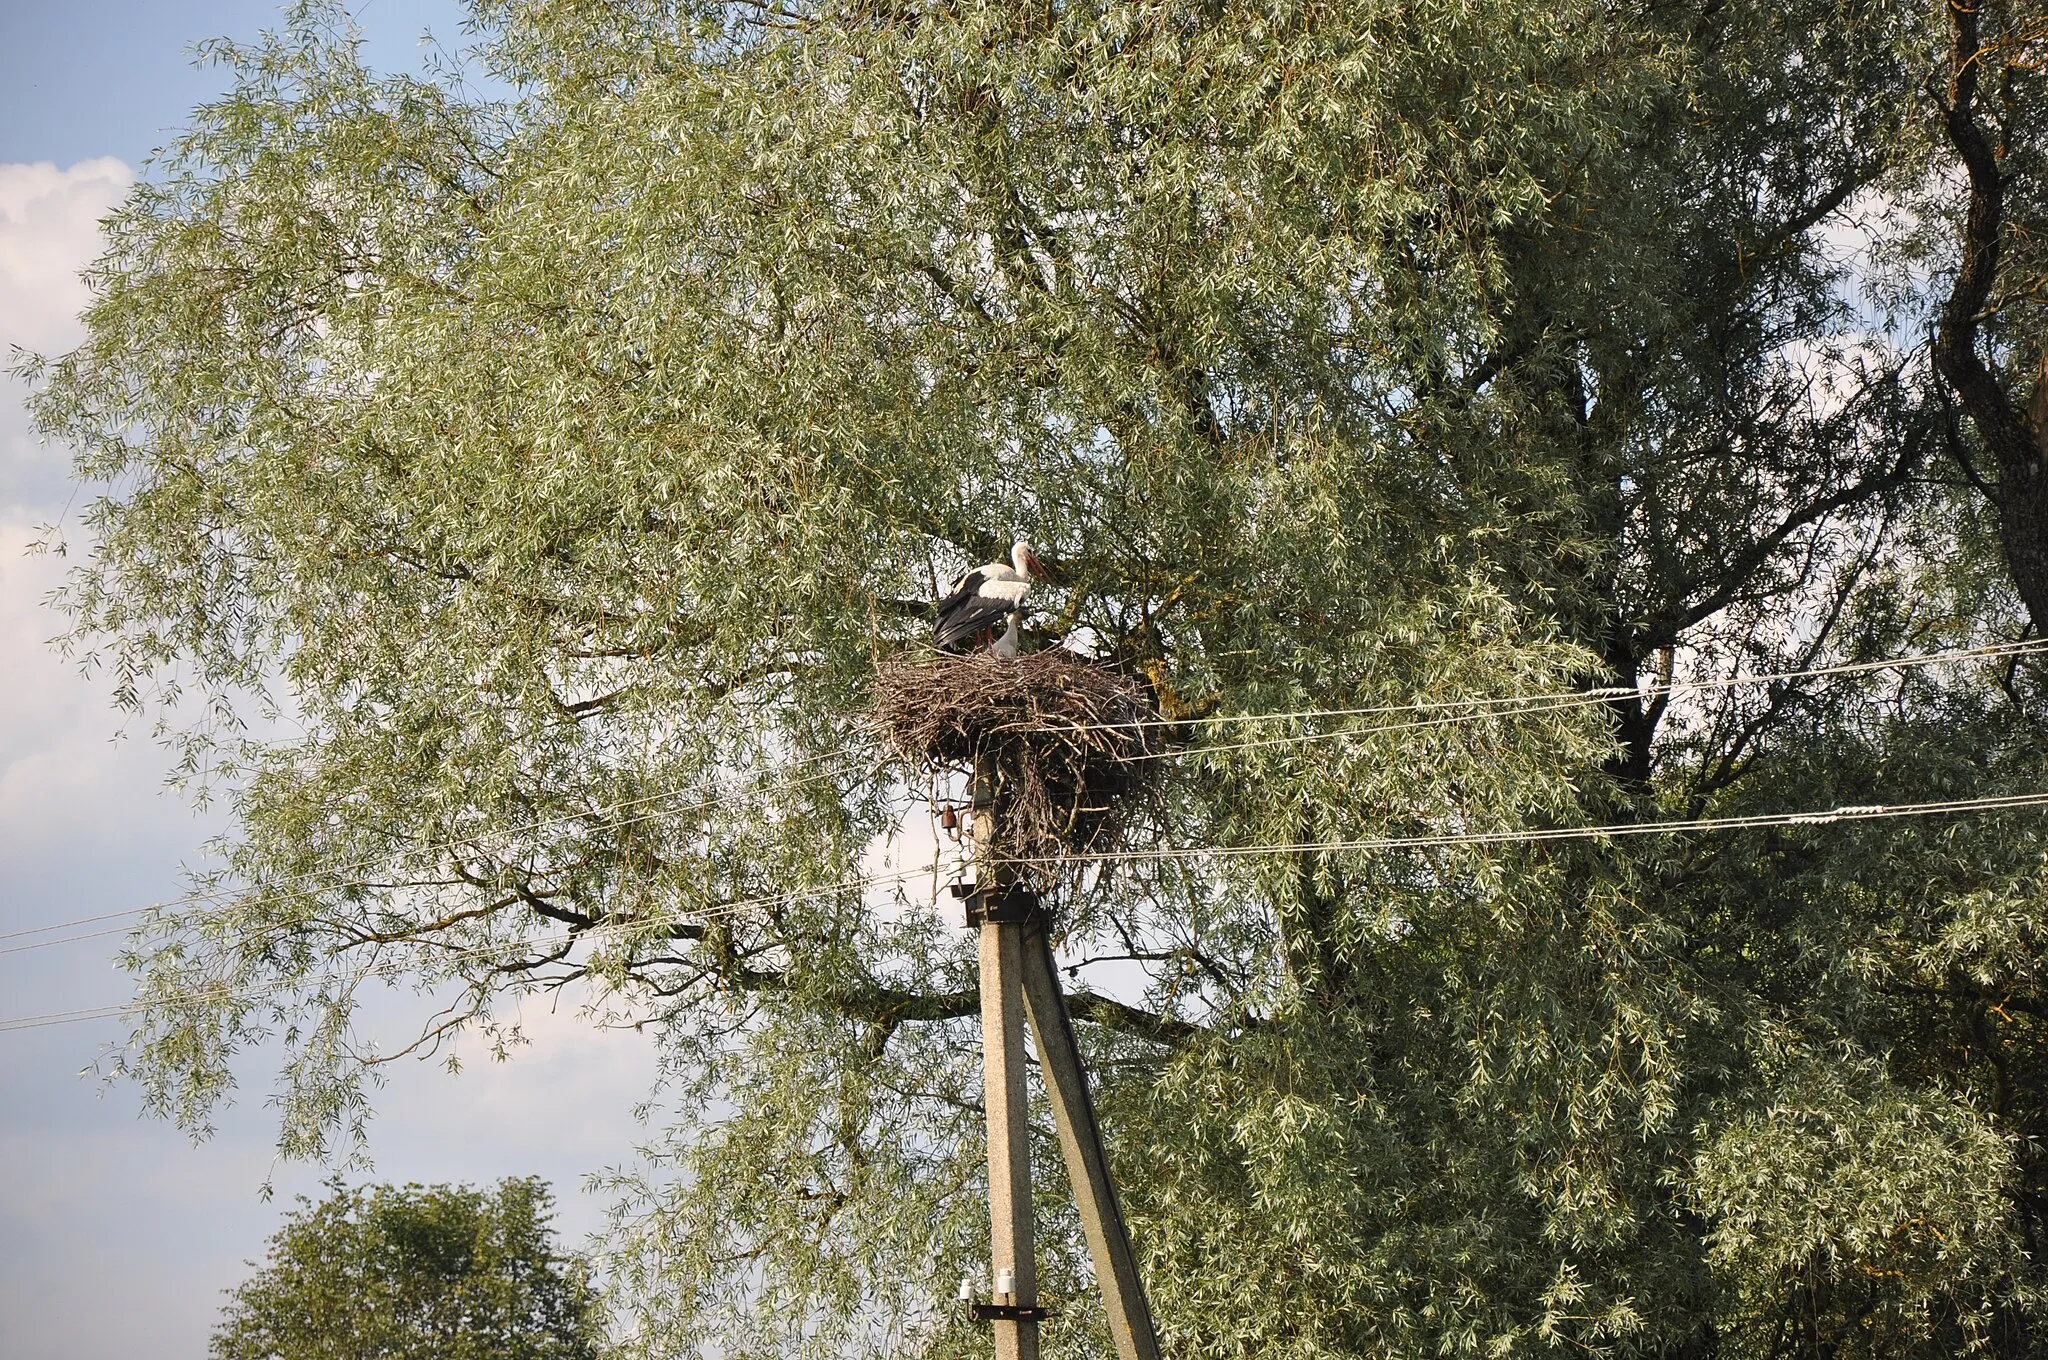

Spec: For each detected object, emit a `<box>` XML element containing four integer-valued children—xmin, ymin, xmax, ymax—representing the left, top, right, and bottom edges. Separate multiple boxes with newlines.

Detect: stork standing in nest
<box><xmin>934</xmin><ymin>539</ymin><xmax>1044</xmax><ymax>656</ymax></box>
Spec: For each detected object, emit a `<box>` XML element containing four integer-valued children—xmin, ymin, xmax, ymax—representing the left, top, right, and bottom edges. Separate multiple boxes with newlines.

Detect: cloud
<box><xmin>0</xmin><ymin>159</ymin><xmax>131</xmax><ymax>352</ymax></box>
<box><xmin>0</xmin><ymin>158</ymin><xmax>198</xmax><ymax>882</ymax></box>
<box><xmin>0</xmin><ymin>523</ymin><xmax>197</xmax><ymax>854</ymax></box>
<box><xmin>1</xmin><ymin>157</ymin><xmax>132</xmax><ymax>514</ymax></box>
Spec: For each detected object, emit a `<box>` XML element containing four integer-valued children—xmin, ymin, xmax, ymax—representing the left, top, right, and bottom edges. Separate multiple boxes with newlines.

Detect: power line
<box><xmin>1068</xmin><ymin>637</ymin><xmax>2048</xmax><ymax>735</ymax></box>
<box><xmin>0</xmin><ymin>796</ymin><xmax>727</xmax><ymax>958</ymax></box>
<box><xmin>1132</xmin><ymin>690</ymin><xmax>1608</xmax><ymax>763</ymax></box>
<box><xmin>0</xmin><ymin>908</ymin><xmax>163</xmax><ymax>943</ymax></box>
<box><xmin>0</xmin><ymin>703</ymin><xmax>1536</xmax><ymax>955</ymax></box>
<box><xmin>0</xmin><ymin>750</ymin><xmax>862</xmax><ymax>952</ymax></box>
<box><xmin>15</xmin><ymin>637</ymin><xmax>2031</xmax><ymax>948</ymax></box>
<box><xmin>0</xmin><ymin>855</ymin><xmax>952</xmax><ymax>1033</ymax></box>
<box><xmin>1026</xmin><ymin>790</ymin><xmax>2048</xmax><ymax>867</ymax></box>
<box><xmin>0</xmin><ymin>922</ymin><xmax>137</xmax><ymax>957</ymax></box>
<box><xmin>1118</xmin><ymin>640</ymin><xmax>2048</xmax><ymax>763</ymax></box>
<box><xmin>8</xmin><ymin>787</ymin><xmax>2048</xmax><ymax>1035</ymax></box>
<box><xmin>6</xmin><ymin>638</ymin><xmax>2039</xmax><ymax>955</ymax></box>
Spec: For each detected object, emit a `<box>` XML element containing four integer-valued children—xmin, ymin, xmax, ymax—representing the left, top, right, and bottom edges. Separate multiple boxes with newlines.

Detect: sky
<box><xmin>0</xmin><ymin>6</ymin><xmax>665</xmax><ymax>1357</ymax></box>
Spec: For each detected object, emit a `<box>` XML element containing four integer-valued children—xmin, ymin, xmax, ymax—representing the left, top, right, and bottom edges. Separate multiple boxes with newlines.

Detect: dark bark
<box><xmin>1931</xmin><ymin>0</ymin><xmax>2048</xmax><ymax>632</ymax></box>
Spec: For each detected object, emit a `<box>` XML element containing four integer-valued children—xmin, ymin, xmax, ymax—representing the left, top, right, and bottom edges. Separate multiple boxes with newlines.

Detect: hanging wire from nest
<box><xmin>867</xmin><ymin>649</ymin><xmax>1158</xmax><ymax>877</ymax></box>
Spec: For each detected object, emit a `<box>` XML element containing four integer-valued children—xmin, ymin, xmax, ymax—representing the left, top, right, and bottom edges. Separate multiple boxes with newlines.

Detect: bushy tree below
<box><xmin>211</xmin><ymin>1178</ymin><xmax>600</xmax><ymax>1360</ymax></box>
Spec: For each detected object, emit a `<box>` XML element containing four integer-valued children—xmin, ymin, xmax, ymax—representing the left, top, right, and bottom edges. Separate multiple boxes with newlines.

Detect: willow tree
<box><xmin>29</xmin><ymin>0</ymin><xmax>2048</xmax><ymax>1356</ymax></box>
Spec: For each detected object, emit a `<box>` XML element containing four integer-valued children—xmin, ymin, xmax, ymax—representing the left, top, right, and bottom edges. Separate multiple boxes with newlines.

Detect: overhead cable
<box><xmin>0</xmin><ymin>750</ymin><xmax>862</xmax><ymax>953</ymax></box>
<box><xmin>1074</xmin><ymin>637</ymin><xmax>2048</xmax><ymax>734</ymax></box>
<box><xmin>0</xmin><ymin>857</ymin><xmax>951</xmax><ymax>1033</ymax></box>
<box><xmin>6</xmin><ymin>639</ymin><xmax>2043</xmax><ymax>955</ymax></box>
<box><xmin>1022</xmin><ymin>790</ymin><xmax>2048</xmax><ymax>867</ymax></box>
<box><xmin>7</xmin><ymin>788</ymin><xmax>2048</xmax><ymax>1034</ymax></box>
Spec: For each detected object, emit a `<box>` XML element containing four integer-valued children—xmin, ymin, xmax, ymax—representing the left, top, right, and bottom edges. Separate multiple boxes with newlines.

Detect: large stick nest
<box><xmin>867</xmin><ymin>649</ymin><xmax>1158</xmax><ymax>868</ymax></box>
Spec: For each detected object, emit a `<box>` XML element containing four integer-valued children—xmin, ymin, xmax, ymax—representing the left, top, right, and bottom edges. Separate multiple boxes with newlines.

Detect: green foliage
<box><xmin>24</xmin><ymin>0</ymin><xmax>2048</xmax><ymax>1356</ymax></box>
<box><xmin>1693</xmin><ymin>1055</ymin><xmax>2022</xmax><ymax>1355</ymax></box>
<box><xmin>211</xmin><ymin>1178</ymin><xmax>601</xmax><ymax>1360</ymax></box>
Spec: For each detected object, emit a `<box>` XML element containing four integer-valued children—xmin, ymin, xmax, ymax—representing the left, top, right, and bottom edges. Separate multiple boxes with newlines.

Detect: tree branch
<box><xmin>718</xmin><ymin>966</ymin><xmax>1205</xmax><ymax>1046</ymax></box>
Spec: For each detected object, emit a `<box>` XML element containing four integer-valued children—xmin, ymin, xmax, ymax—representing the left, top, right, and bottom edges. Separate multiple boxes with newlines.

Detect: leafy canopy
<box><xmin>211</xmin><ymin>1178</ymin><xmax>600</xmax><ymax>1360</ymax></box>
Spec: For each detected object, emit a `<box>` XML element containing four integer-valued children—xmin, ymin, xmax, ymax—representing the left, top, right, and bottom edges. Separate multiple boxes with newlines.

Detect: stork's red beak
<box><xmin>1026</xmin><ymin>551</ymin><xmax>1048</xmax><ymax>580</ymax></box>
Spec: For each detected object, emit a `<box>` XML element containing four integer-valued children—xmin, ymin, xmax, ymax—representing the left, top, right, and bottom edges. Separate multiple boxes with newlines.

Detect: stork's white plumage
<box><xmin>934</xmin><ymin>539</ymin><xmax>1043</xmax><ymax>653</ymax></box>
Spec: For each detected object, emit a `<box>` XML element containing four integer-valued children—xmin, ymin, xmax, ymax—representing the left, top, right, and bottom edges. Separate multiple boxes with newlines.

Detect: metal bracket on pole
<box><xmin>968</xmin><ymin>1302</ymin><xmax>1056</xmax><ymax>1324</ymax></box>
<box><xmin>966</xmin><ymin>885</ymin><xmax>1045</xmax><ymax>927</ymax></box>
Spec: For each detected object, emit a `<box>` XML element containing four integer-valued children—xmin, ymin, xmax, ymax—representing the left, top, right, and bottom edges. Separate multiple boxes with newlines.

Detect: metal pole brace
<box><xmin>968</xmin><ymin>1301</ymin><xmax>1054</xmax><ymax>1324</ymax></box>
<box><xmin>966</xmin><ymin>886</ymin><xmax>1045</xmax><ymax>927</ymax></box>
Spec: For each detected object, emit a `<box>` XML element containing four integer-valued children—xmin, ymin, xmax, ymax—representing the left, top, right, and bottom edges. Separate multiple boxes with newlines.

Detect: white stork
<box><xmin>934</xmin><ymin>539</ymin><xmax>1044</xmax><ymax>654</ymax></box>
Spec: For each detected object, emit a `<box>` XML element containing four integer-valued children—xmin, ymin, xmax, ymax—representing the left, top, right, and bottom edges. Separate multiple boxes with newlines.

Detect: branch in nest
<box><xmin>865</xmin><ymin>648</ymin><xmax>1162</xmax><ymax>870</ymax></box>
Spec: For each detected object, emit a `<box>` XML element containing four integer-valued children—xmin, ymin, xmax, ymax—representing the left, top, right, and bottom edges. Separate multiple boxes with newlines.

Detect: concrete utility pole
<box><xmin>965</xmin><ymin>754</ymin><xmax>1160</xmax><ymax>1360</ymax></box>
<box><xmin>970</xmin><ymin>756</ymin><xmax>1043</xmax><ymax>1360</ymax></box>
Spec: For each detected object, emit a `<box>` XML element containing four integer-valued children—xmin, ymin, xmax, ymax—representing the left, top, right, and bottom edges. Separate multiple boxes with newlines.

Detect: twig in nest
<box><xmin>866</xmin><ymin>649</ymin><xmax>1157</xmax><ymax>874</ymax></box>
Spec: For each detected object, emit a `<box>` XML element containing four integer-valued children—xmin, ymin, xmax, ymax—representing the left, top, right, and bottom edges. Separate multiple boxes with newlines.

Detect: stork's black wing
<box><xmin>934</xmin><ymin>570</ymin><xmax>1008</xmax><ymax>651</ymax></box>
<box><xmin>934</xmin><ymin>562</ymin><xmax>1035</xmax><ymax>651</ymax></box>
<box><xmin>934</xmin><ymin>569</ymin><xmax>987</xmax><ymax>622</ymax></box>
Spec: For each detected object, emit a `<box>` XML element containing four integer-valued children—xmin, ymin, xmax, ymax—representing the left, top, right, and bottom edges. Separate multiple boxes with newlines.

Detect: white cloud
<box><xmin>0</xmin><ymin>158</ymin><xmax>131</xmax><ymax>355</ymax></box>
<box><xmin>0</xmin><ymin>525</ymin><xmax>150</xmax><ymax>847</ymax></box>
<box><xmin>2</xmin><ymin>157</ymin><xmax>132</xmax><ymax>515</ymax></box>
<box><xmin>0</xmin><ymin>159</ymin><xmax>193</xmax><ymax>864</ymax></box>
